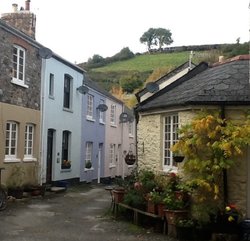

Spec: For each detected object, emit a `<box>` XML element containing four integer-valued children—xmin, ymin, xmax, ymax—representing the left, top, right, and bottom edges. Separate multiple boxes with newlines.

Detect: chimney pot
<box><xmin>12</xmin><ymin>3</ymin><xmax>18</xmax><ymax>12</ymax></box>
<box><xmin>25</xmin><ymin>0</ymin><xmax>30</xmax><ymax>11</ymax></box>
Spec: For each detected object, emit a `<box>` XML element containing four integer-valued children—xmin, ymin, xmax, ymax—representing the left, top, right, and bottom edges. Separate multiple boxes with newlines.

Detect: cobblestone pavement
<box><xmin>0</xmin><ymin>184</ymin><xmax>176</xmax><ymax>241</ymax></box>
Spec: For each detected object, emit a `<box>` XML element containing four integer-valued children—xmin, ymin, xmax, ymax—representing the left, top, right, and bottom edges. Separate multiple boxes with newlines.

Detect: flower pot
<box><xmin>173</xmin><ymin>155</ymin><xmax>185</xmax><ymax>163</ymax></box>
<box><xmin>8</xmin><ymin>187</ymin><xmax>23</xmax><ymax>199</ymax></box>
<box><xmin>147</xmin><ymin>200</ymin><xmax>156</xmax><ymax>214</ymax></box>
<box><xmin>164</xmin><ymin>209</ymin><xmax>189</xmax><ymax>225</ymax></box>
<box><xmin>113</xmin><ymin>189</ymin><xmax>125</xmax><ymax>203</ymax></box>
<box><xmin>157</xmin><ymin>203</ymin><xmax>165</xmax><ymax>217</ymax></box>
<box><xmin>125</xmin><ymin>153</ymin><xmax>136</xmax><ymax>165</ymax></box>
<box><xmin>176</xmin><ymin>226</ymin><xmax>194</xmax><ymax>240</ymax></box>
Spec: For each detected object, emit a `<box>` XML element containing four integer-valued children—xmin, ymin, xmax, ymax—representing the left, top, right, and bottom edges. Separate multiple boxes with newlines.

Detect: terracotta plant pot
<box><xmin>147</xmin><ymin>200</ymin><xmax>156</xmax><ymax>214</ymax></box>
<box><xmin>164</xmin><ymin>209</ymin><xmax>189</xmax><ymax>225</ymax></box>
<box><xmin>157</xmin><ymin>203</ymin><xmax>165</xmax><ymax>217</ymax></box>
<box><xmin>113</xmin><ymin>189</ymin><xmax>125</xmax><ymax>203</ymax></box>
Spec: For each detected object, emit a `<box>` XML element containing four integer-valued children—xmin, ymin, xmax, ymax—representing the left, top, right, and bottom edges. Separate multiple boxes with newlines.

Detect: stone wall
<box><xmin>137</xmin><ymin>108</ymin><xmax>249</xmax><ymax>216</ymax></box>
<box><xmin>0</xmin><ymin>25</ymin><xmax>41</xmax><ymax>110</ymax></box>
<box><xmin>137</xmin><ymin>113</ymin><xmax>162</xmax><ymax>171</ymax></box>
<box><xmin>1</xmin><ymin>11</ymin><xmax>36</xmax><ymax>39</ymax></box>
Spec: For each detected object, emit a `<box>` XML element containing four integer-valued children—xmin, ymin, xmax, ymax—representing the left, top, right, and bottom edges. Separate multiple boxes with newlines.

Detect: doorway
<box><xmin>46</xmin><ymin>129</ymin><xmax>54</xmax><ymax>183</ymax></box>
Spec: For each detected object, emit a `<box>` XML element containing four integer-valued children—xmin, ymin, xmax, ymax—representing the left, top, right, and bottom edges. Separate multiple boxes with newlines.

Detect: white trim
<box><xmin>4</xmin><ymin>157</ymin><xmax>21</xmax><ymax>163</ymax></box>
<box><xmin>109</xmin><ymin>164</ymin><xmax>116</xmax><ymax>168</ymax></box>
<box><xmin>86</xmin><ymin>116</ymin><xmax>95</xmax><ymax>122</ymax></box>
<box><xmin>162</xmin><ymin>114</ymin><xmax>178</xmax><ymax>171</ymax></box>
<box><xmin>23</xmin><ymin>157</ymin><xmax>37</xmax><ymax>162</ymax></box>
<box><xmin>11</xmin><ymin>78</ymin><xmax>28</xmax><ymax>88</ymax></box>
<box><xmin>84</xmin><ymin>167</ymin><xmax>94</xmax><ymax>172</ymax></box>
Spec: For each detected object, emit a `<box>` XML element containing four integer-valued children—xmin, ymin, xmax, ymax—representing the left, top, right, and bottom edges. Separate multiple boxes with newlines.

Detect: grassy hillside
<box><xmin>86</xmin><ymin>50</ymin><xmax>221</xmax><ymax>92</ymax></box>
<box><xmin>91</xmin><ymin>51</ymin><xmax>192</xmax><ymax>72</ymax></box>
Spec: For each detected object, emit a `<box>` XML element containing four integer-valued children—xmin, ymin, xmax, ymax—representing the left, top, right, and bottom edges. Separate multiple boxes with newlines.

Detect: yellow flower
<box><xmin>228</xmin><ymin>216</ymin><xmax>235</xmax><ymax>222</ymax></box>
<box><xmin>225</xmin><ymin>206</ymin><xmax>231</xmax><ymax>212</ymax></box>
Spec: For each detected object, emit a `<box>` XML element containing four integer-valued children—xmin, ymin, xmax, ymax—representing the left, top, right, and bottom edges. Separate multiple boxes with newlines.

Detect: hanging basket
<box><xmin>125</xmin><ymin>152</ymin><xmax>136</xmax><ymax>165</ymax></box>
<box><xmin>173</xmin><ymin>155</ymin><xmax>185</xmax><ymax>163</ymax></box>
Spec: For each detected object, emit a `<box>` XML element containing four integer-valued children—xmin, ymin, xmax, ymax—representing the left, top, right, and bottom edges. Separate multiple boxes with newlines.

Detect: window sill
<box><xmin>129</xmin><ymin>134</ymin><xmax>134</xmax><ymax>138</ymax></box>
<box><xmin>84</xmin><ymin>167</ymin><xmax>94</xmax><ymax>172</ymax></box>
<box><xmin>4</xmin><ymin>157</ymin><xmax>21</xmax><ymax>163</ymax></box>
<box><xmin>49</xmin><ymin>95</ymin><xmax>55</xmax><ymax>100</ymax></box>
<box><xmin>86</xmin><ymin>117</ymin><xmax>95</xmax><ymax>122</ymax></box>
<box><xmin>23</xmin><ymin>157</ymin><xmax>37</xmax><ymax>162</ymax></box>
<box><xmin>11</xmin><ymin>78</ymin><xmax>28</xmax><ymax>88</ymax></box>
<box><xmin>109</xmin><ymin>164</ymin><xmax>116</xmax><ymax>168</ymax></box>
<box><xmin>110</xmin><ymin>124</ymin><xmax>117</xmax><ymax>128</ymax></box>
<box><xmin>128</xmin><ymin>164</ymin><xmax>135</xmax><ymax>168</ymax></box>
<box><xmin>61</xmin><ymin>169</ymin><xmax>71</xmax><ymax>173</ymax></box>
<box><xmin>163</xmin><ymin>167</ymin><xmax>178</xmax><ymax>173</ymax></box>
<box><xmin>99</xmin><ymin>120</ymin><xmax>105</xmax><ymax>125</ymax></box>
<box><xmin>63</xmin><ymin>108</ymin><xmax>73</xmax><ymax>113</ymax></box>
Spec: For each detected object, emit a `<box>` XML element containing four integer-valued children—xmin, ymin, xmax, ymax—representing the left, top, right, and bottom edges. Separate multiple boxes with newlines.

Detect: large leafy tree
<box><xmin>154</xmin><ymin>28</ymin><xmax>173</xmax><ymax>51</ymax></box>
<box><xmin>139</xmin><ymin>28</ymin><xmax>156</xmax><ymax>52</ymax></box>
<box><xmin>140</xmin><ymin>28</ymin><xmax>173</xmax><ymax>52</ymax></box>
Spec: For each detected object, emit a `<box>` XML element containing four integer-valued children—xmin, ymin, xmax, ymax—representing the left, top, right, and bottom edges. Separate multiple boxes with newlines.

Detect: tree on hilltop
<box><xmin>140</xmin><ymin>28</ymin><xmax>173</xmax><ymax>52</ymax></box>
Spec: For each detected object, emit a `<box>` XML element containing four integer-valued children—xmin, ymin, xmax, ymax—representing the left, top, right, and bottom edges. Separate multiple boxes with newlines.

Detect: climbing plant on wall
<box><xmin>172</xmin><ymin>110</ymin><xmax>250</xmax><ymax>222</ymax></box>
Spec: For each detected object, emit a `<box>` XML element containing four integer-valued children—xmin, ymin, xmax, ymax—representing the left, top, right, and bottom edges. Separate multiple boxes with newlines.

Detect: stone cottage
<box><xmin>0</xmin><ymin>2</ymin><xmax>42</xmax><ymax>185</ymax></box>
<box><xmin>134</xmin><ymin>55</ymin><xmax>250</xmax><ymax>217</ymax></box>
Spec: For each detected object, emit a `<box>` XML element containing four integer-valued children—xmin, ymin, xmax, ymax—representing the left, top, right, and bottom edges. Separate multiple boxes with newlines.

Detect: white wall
<box><xmin>41</xmin><ymin>58</ymin><xmax>83</xmax><ymax>182</ymax></box>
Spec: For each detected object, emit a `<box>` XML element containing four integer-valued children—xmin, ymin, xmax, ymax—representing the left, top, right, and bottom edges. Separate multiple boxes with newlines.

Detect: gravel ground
<box><xmin>0</xmin><ymin>184</ymin><xmax>177</xmax><ymax>241</ymax></box>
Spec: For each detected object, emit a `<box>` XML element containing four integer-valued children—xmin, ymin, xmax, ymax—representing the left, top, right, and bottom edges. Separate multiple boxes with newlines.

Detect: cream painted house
<box><xmin>135</xmin><ymin>55</ymin><xmax>250</xmax><ymax>218</ymax></box>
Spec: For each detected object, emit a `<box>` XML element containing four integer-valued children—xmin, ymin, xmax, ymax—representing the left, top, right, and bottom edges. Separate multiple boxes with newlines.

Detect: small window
<box><xmin>63</xmin><ymin>74</ymin><xmax>72</xmax><ymax>109</ymax></box>
<box><xmin>110</xmin><ymin>104</ymin><xmax>116</xmax><ymax>125</ymax></box>
<box><xmin>87</xmin><ymin>94</ymin><xmax>94</xmax><ymax>120</ymax></box>
<box><xmin>5</xmin><ymin>121</ymin><xmax>19</xmax><ymax>162</ymax></box>
<box><xmin>164</xmin><ymin>114</ymin><xmax>179</xmax><ymax>169</ymax></box>
<box><xmin>24</xmin><ymin>124</ymin><xmax>34</xmax><ymax>158</ymax></box>
<box><xmin>128</xmin><ymin>122</ymin><xmax>133</xmax><ymax>136</ymax></box>
<box><xmin>85</xmin><ymin>142</ymin><xmax>93</xmax><ymax>166</ymax></box>
<box><xmin>11</xmin><ymin>45</ymin><xmax>27</xmax><ymax>87</ymax></box>
<box><xmin>49</xmin><ymin>73</ymin><xmax>54</xmax><ymax>97</ymax></box>
<box><xmin>99</xmin><ymin>99</ymin><xmax>105</xmax><ymax>123</ymax></box>
<box><xmin>109</xmin><ymin>144</ymin><xmax>115</xmax><ymax>164</ymax></box>
<box><xmin>61</xmin><ymin>131</ymin><xmax>71</xmax><ymax>169</ymax></box>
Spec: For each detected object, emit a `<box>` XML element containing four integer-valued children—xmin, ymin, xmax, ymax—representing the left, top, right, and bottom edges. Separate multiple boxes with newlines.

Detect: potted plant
<box><xmin>85</xmin><ymin>161</ymin><xmax>92</xmax><ymax>169</ymax></box>
<box><xmin>62</xmin><ymin>160</ymin><xmax>71</xmax><ymax>169</ymax></box>
<box><xmin>176</xmin><ymin>218</ymin><xmax>195</xmax><ymax>240</ymax></box>
<box><xmin>173</xmin><ymin>153</ymin><xmax>185</xmax><ymax>163</ymax></box>
<box><xmin>149</xmin><ymin>190</ymin><xmax>165</xmax><ymax>216</ymax></box>
<box><xmin>6</xmin><ymin>165</ymin><xmax>25</xmax><ymax>199</ymax></box>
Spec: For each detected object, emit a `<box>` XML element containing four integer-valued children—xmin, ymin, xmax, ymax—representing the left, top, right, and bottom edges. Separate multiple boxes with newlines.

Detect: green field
<box><xmin>91</xmin><ymin>50</ymin><xmax>220</xmax><ymax>73</ymax></box>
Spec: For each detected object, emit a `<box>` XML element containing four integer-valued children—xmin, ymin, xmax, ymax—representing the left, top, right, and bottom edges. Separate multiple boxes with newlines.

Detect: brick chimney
<box><xmin>1</xmin><ymin>1</ymin><xmax>36</xmax><ymax>39</ymax></box>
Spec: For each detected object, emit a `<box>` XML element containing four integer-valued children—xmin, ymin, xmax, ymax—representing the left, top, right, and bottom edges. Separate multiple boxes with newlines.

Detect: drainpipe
<box><xmin>220</xmin><ymin>104</ymin><xmax>228</xmax><ymax>205</ymax></box>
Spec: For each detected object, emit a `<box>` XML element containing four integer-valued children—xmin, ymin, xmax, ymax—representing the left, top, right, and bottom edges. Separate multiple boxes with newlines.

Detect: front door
<box><xmin>46</xmin><ymin>129</ymin><xmax>54</xmax><ymax>183</ymax></box>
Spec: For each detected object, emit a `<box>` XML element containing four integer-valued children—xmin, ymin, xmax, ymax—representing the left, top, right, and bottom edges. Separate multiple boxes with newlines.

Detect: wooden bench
<box><xmin>114</xmin><ymin>202</ymin><xmax>167</xmax><ymax>234</ymax></box>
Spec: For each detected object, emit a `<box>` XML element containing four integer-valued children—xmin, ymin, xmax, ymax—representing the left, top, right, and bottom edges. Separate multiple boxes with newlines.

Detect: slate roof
<box><xmin>84</xmin><ymin>75</ymin><xmax>124</xmax><ymax>104</ymax></box>
<box><xmin>135</xmin><ymin>55</ymin><xmax>250</xmax><ymax>112</ymax></box>
<box><xmin>135</xmin><ymin>61</ymin><xmax>195</xmax><ymax>101</ymax></box>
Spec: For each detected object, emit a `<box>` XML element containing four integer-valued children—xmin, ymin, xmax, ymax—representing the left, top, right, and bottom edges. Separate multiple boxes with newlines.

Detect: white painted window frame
<box><xmin>11</xmin><ymin>45</ymin><xmax>28</xmax><ymax>88</ymax></box>
<box><xmin>163</xmin><ymin>114</ymin><xmax>179</xmax><ymax>171</ymax></box>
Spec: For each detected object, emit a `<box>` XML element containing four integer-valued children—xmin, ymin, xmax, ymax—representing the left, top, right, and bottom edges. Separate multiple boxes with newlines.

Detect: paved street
<box><xmin>0</xmin><ymin>184</ymin><xmax>175</xmax><ymax>241</ymax></box>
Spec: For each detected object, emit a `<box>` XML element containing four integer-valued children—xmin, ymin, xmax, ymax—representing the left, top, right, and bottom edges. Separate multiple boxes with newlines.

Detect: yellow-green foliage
<box><xmin>172</xmin><ymin>111</ymin><xmax>250</xmax><ymax>220</ymax></box>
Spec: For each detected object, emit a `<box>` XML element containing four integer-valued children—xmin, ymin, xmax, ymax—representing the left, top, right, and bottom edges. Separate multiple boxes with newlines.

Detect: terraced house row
<box><xmin>0</xmin><ymin>2</ymin><xmax>136</xmax><ymax>187</ymax></box>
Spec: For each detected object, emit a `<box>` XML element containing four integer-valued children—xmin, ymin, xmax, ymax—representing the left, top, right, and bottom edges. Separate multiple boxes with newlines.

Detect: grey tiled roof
<box><xmin>135</xmin><ymin>61</ymin><xmax>195</xmax><ymax>100</ymax></box>
<box><xmin>136</xmin><ymin>57</ymin><xmax>250</xmax><ymax>112</ymax></box>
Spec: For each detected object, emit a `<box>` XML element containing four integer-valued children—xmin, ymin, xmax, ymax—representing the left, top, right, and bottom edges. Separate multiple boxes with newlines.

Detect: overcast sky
<box><xmin>0</xmin><ymin>0</ymin><xmax>249</xmax><ymax>64</ymax></box>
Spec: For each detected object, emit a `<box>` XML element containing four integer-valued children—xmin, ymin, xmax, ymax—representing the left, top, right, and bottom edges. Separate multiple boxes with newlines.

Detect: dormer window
<box><xmin>11</xmin><ymin>45</ymin><xmax>28</xmax><ymax>88</ymax></box>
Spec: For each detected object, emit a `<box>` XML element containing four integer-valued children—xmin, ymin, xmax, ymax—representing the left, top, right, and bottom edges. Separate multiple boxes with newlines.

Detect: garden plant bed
<box><xmin>114</xmin><ymin>202</ymin><xmax>167</xmax><ymax>234</ymax></box>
